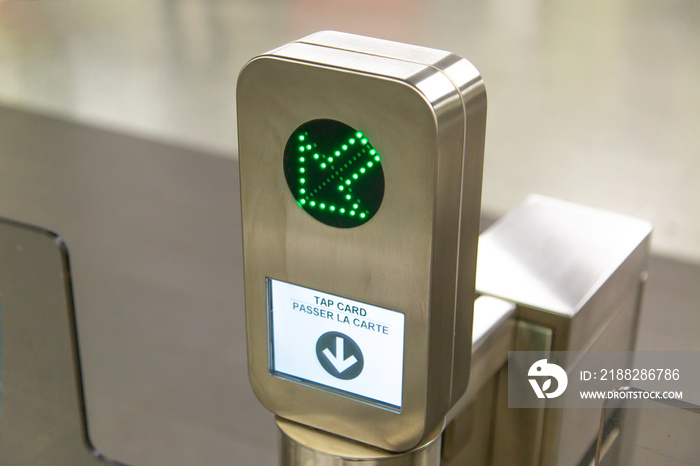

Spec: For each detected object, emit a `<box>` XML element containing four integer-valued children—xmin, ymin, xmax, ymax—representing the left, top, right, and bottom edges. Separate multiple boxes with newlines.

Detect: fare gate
<box><xmin>0</xmin><ymin>32</ymin><xmax>674</xmax><ymax>466</ymax></box>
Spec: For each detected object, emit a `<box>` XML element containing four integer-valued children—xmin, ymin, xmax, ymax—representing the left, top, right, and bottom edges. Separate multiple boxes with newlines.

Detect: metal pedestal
<box><xmin>278</xmin><ymin>417</ymin><xmax>443</xmax><ymax>466</ymax></box>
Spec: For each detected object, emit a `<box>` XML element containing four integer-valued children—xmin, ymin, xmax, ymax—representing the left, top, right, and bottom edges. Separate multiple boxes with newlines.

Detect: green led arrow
<box><xmin>284</xmin><ymin>119</ymin><xmax>385</xmax><ymax>228</ymax></box>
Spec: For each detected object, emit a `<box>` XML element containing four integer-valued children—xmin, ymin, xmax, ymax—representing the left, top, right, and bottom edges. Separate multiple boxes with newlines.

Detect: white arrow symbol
<box><xmin>322</xmin><ymin>336</ymin><xmax>358</xmax><ymax>373</ymax></box>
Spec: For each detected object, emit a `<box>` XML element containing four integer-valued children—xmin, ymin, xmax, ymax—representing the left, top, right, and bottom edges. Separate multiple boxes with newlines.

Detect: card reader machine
<box><xmin>237</xmin><ymin>31</ymin><xmax>486</xmax><ymax>452</ymax></box>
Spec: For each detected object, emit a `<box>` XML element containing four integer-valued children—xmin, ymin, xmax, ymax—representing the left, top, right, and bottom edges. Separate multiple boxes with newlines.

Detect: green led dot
<box><xmin>374</xmin><ymin>155</ymin><xmax>381</xmax><ymax>161</ymax></box>
<box><xmin>284</xmin><ymin>119</ymin><xmax>384</xmax><ymax>228</ymax></box>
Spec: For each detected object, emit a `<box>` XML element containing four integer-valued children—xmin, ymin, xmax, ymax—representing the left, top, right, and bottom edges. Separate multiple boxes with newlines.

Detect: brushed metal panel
<box><xmin>477</xmin><ymin>195</ymin><xmax>652</xmax><ymax>466</ymax></box>
<box><xmin>0</xmin><ymin>107</ymin><xmax>272</xmax><ymax>466</ymax></box>
<box><xmin>476</xmin><ymin>195</ymin><xmax>652</xmax><ymax>318</ymax></box>
<box><xmin>297</xmin><ymin>31</ymin><xmax>452</xmax><ymax>65</ymax></box>
<box><xmin>0</xmin><ymin>219</ymin><xmax>115</xmax><ymax>465</ymax></box>
<box><xmin>276</xmin><ymin>416</ymin><xmax>443</xmax><ymax>466</ymax></box>
<box><xmin>238</xmin><ymin>34</ymin><xmax>485</xmax><ymax>451</ymax></box>
<box><xmin>491</xmin><ymin>321</ymin><xmax>553</xmax><ymax>466</ymax></box>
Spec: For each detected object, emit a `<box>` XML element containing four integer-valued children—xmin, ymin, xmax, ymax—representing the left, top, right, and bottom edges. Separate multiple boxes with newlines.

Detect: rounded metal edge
<box><xmin>277</xmin><ymin>416</ymin><xmax>443</xmax><ymax>465</ymax></box>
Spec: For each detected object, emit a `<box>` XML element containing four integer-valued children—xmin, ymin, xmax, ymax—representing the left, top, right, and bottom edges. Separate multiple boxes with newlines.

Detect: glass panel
<box><xmin>0</xmin><ymin>218</ymin><xmax>111</xmax><ymax>465</ymax></box>
<box><xmin>596</xmin><ymin>387</ymin><xmax>700</xmax><ymax>465</ymax></box>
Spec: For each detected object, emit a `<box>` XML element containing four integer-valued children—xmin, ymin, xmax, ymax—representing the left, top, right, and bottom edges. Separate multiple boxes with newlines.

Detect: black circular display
<box><xmin>283</xmin><ymin>119</ymin><xmax>385</xmax><ymax>228</ymax></box>
<box><xmin>316</xmin><ymin>331</ymin><xmax>364</xmax><ymax>380</ymax></box>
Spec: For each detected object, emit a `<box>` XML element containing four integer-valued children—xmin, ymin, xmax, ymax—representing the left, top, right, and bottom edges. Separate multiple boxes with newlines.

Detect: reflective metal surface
<box><xmin>0</xmin><ymin>218</ymin><xmax>114</xmax><ymax>465</ymax></box>
<box><xmin>490</xmin><ymin>321</ymin><xmax>553</xmax><ymax>466</ymax></box>
<box><xmin>477</xmin><ymin>195</ymin><xmax>652</xmax><ymax>320</ymax></box>
<box><xmin>277</xmin><ymin>417</ymin><xmax>442</xmax><ymax>466</ymax></box>
<box><xmin>238</xmin><ymin>32</ymin><xmax>485</xmax><ymax>451</ymax></box>
<box><xmin>442</xmin><ymin>296</ymin><xmax>514</xmax><ymax>466</ymax></box>
<box><xmin>476</xmin><ymin>195</ymin><xmax>652</xmax><ymax>466</ymax></box>
<box><xmin>276</xmin><ymin>188</ymin><xmax>655</xmax><ymax>464</ymax></box>
<box><xmin>298</xmin><ymin>32</ymin><xmax>487</xmax><ymax>406</ymax></box>
<box><xmin>274</xmin><ymin>296</ymin><xmax>512</xmax><ymax>466</ymax></box>
<box><xmin>447</xmin><ymin>296</ymin><xmax>515</xmax><ymax>419</ymax></box>
<box><xmin>0</xmin><ymin>107</ymin><xmax>273</xmax><ymax>466</ymax></box>
<box><xmin>441</xmin><ymin>375</ymin><xmax>498</xmax><ymax>466</ymax></box>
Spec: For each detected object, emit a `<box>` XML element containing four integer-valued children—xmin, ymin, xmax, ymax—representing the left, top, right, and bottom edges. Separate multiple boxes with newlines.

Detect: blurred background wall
<box><xmin>2</xmin><ymin>0</ymin><xmax>698</xmax><ymax>261</ymax></box>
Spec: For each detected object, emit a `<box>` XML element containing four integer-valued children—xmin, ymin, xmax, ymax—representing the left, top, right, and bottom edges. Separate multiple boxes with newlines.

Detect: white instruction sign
<box><xmin>268</xmin><ymin>278</ymin><xmax>405</xmax><ymax>410</ymax></box>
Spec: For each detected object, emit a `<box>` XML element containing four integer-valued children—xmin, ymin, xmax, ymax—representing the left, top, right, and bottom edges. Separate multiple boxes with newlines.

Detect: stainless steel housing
<box><xmin>237</xmin><ymin>31</ymin><xmax>486</xmax><ymax>451</ymax></box>
<box><xmin>276</xmin><ymin>195</ymin><xmax>652</xmax><ymax>466</ymax></box>
<box><xmin>474</xmin><ymin>195</ymin><xmax>652</xmax><ymax>465</ymax></box>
